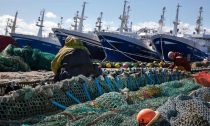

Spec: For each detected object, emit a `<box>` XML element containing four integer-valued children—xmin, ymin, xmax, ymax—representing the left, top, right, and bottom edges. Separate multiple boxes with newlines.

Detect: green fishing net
<box><xmin>28</xmin><ymin>79</ymin><xmax>203</xmax><ymax>126</ymax></box>
<box><xmin>0</xmin><ymin>44</ymin><xmax>55</xmax><ymax>71</ymax></box>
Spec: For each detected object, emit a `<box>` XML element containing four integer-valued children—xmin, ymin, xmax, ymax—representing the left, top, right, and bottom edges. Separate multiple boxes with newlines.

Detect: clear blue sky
<box><xmin>1</xmin><ymin>0</ymin><xmax>210</xmax><ymax>29</ymax></box>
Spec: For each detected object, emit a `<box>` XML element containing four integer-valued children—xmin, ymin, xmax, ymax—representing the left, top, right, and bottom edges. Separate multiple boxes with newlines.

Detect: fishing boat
<box><xmin>97</xmin><ymin>1</ymin><xmax>160</xmax><ymax>62</ymax></box>
<box><xmin>52</xmin><ymin>2</ymin><xmax>105</xmax><ymax>60</ymax></box>
<box><xmin>152</xmin><ymin>5</ymin><xmax>208</xmax><ymax>61</ymax></box>
<box><xmin>0</xmin><ymin>13</ymin><xmax>17</xmax><ymax>52</ymax></box>
<box><xmin>10</xmin><ymin>10</ymin><xmax>61</xmax><ymax>54</ymax></box>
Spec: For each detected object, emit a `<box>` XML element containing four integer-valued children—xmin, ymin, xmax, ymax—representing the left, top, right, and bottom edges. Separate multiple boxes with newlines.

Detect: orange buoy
<box><xmin>136</xmin><ymin>109</ymin><xmax>159</xmax><ymax>126</ymax></box>
<box><xmin>193</xmin><ymin>71</ymin><xmax>210</xmax><ymax>87</ymax></box>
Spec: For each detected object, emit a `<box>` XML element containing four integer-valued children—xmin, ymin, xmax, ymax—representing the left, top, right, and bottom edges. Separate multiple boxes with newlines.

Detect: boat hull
<box><xmin>11</xmin><ymin>33</ymin><xmax>61</xmax><ymax>54</ymax></box>
<box><xmin>52</xmin><ymin>28</ymin><xmax>105</xmax><ymax>60</ymax></box>
<box><xmin>152</xmin><ymin>34</ymin><xmax>208</xmax><ymax>61</ymax></box>
<box><xmin>98</xmin><ymin>32</ymin><xmax>160</xmax><ymax>62</ymax></box>
<box><xmin>0</xmin><ymin>35</ymin><xmax>17</xmax><ymax>52</ymax></box>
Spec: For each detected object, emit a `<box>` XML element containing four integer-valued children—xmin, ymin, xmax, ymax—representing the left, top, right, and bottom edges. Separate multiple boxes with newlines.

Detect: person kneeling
<box><xmin>168</xmin><ymin>51</ymin><xmax>191</xmax><ymax>72</ymax></box>
<box><xmin>51</xmin><ymin>36</ymin><xmax>101</xmax><ymax>82</ymax></box>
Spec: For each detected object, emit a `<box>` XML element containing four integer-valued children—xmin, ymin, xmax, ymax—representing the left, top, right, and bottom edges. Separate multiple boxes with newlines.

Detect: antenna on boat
<box><xmin>10</xmin><ymin>11</ymin><xmax>18</xmax><ymax>33</ymax></box>
<box><xmin>173</xmin><ymin>4</ymin><xmax>181</xmax><ymax>36</ymax></box>
<box><xmin>158</xmin><ymin>7</ymin><xmax>166</xmax><ymax>33</ymax></box>
<box><xmin>96</xmin><ymin>12</ymin><xmax>103</xmax><ymax>32</ymax></box>
<box><xmin>72</xmin><ymin>11</ymin><xmax>79</xmax><ymax>31</ymax></box>
<box><xmin>78</xmin><ymin>1</ymin><xmax>87</xmax><ymax>32</ymax></box>
<box><xmin>5</xmin><ymin>18</ymin><xmax>12</xmax><ymax>36</ymax></box>
<box><xmin>119</xmin><ymin>0</ymin><xmax>128</xmax><ymax>33</ymax></box>
<box><xmin>36</xmin><ymin>9</ymin><xmax>45</xmax><ymax>37</ymax></box>
<box><xmin>195</xmin><ymin>6</ymin><xmax>203</xmax><ymax>34</ymax></box>
<box><xmin>58</xmin><ymin>17</ymin><xmax>63</xmax><ymax>29</ymax></box>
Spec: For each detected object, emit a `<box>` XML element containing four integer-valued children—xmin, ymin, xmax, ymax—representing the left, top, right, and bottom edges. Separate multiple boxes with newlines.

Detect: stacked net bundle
<box><xmin>157</xmin><ymin>95</ymin><xmax>210</xmax><ymax>125</ymax></box>
<box><xmin>189</xmin><ymin>87</ymin><xmax>210</xmax><ymax>102</ymax></box>
<box><xmin>0</xmin><ymin>44</ymin><xmax>55</xmax><ymax>71</ymax></box>
<box><xmin>191</xmin><ymin>61</ymin><xmax>210</xmax><ymax>68</ymax></box>
<box><xmin>0</xmin><ymin>68</ymin><xmax>192</xmax><ymax>124</ymax></box>
<box><xmin>27</xmin><ymin>78</ymin><xmax>202</xmax><ymax>126</ymax></box>
<box><xmin>102</xmin><ymin>68</ymin><xmax>190</xmax><ymax>87</ymax></box>
<box><xmin>0</xmin><ymin>67</ymin><xmax>191</xmax><ymax>123</ymax></box>
<box><xmin>0</xmin><ymin>54</ymin><xmax>30</xmax><ymax>72</ymax></box>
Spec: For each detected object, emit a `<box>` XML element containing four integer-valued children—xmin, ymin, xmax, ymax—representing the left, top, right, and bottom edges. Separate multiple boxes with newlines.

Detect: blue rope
<box><xmin>163</xmin><ymin>70</ymin><xmax>167</xmax><ymax>82</ymax></box>
<box><xmin>170</xmin><ymin>72</ymin><xmax>174</xmax><ymax>81</ymax></box>
<box><xmin>139</xmin><ymin>74</ymin><xmax>146</xmax><ymax>86</ymax></box>
<box><xmin>175</xmin><ymin>71</ymin><xmax>178</xmax><ymax>80</ymax></box>
<box><xmin>127</xmin><ymin>76</ymin><xmax>132</xmax><ymax>89</ymax></box>
<box><xmin>114</xmin><ymin>76</ymin><xmax>121</xmax><ymax>89</ymax></box>
<box><xmin>95</xmin><ymin>78</ymin><xmax>103</xmax><ymax>95</ymax></box>
<box><xmin>136</xmin><ymin>76</ymin><xmax>141</xmax><ymax>87</ymax></box>
<box><xmin>147</xmin><ymin>72</ymin><xmax>154</xmax><ymax>84</ymax></box>
<box><xmin>51</xmin><ymin>101</ymin><xmax>67</xmax><ymax>110</ymax></box>
<box><xmin>155</xmin><ymin>71</ymin><xmax>160</xmax><ymax>84</ymax></box>
<box><xmin>82</xmin><ymin>82</ymin><xmax>92</xmax><ymax>101</ymax></box>
<box><xmin>177</xmin><ymin>71</ymin><xmax>181</xmax><ymax>79</ymax></box>
<box><xmin>66</xmin><ymin>91</ymin><xmax>81</xmax><ymax>104</ymax></box>
<box><xmin>105</xmin><ymin>77</ymin><xmax>113</xmax><ymax>92</ymax></box>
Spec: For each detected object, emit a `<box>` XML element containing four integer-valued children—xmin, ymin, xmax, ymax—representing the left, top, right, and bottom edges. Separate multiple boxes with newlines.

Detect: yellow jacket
<box><xmin>51</xmin><ymin>36</ymin><xmax>89</xmax><ymax>74</ymax></box>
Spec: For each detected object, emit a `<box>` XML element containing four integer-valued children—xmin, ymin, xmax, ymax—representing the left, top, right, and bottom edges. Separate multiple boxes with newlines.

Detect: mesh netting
<box><xmin>0</xmin><ymin>44</ymin><xmax>55</xmax><ymax>71</ymax></box>
<box><xmin>157</xmin><ymin>95</ymin><xmax>210</xmax><ymax>125</ymax></box>
<box><xmin>0</xmin><ymin>67</ymin><xmax>202</xmax><ymax>125</ymax></box>
<box><xmin>0</xmin><ymin>68</ymin><xmax>189</xmax><ymax>123</ymax></box>
<box><xmin>23</xmin><ymin>78</ymin><xmax>202</xmax><ymax>126</ymax></box>
<box><xmin>0</xmin><ymin>54</ymin><xmax>30</xmax><ymax>71</ymax></box>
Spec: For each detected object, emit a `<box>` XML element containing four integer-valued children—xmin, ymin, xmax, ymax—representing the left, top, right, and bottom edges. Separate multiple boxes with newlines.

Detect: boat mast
<box><xmin>173</xmin><ymin>4</ymin><xmax>181</xmax><ymax>36</ymax></box>
<box><xmin>58</xmin><ymin>17</ymin><xmax>63</xmax><ymax>29</ymax></box>
<box><xmin>124</xmin><ymin>5</ymin><xmax>130</xmax><ymax>32</ymax></box>
<box><xmin>195</xmin><ymin>6</ymin><xmax>203</xmax><ymax>34</ymax></box>
<box><xmin>159</xmin><ymin>7</ymin><xmax>166</xmax><ymax>33</ymax></box>
<box><xmin>11</xmin><ymin>11</ymin><xmax>18</xmax><ymax>33</ymax></box>
<box><xmin>78</xmin><ymin>2</ymin><xmax>87</xmax><ymax>32</ymax></box>
<box><xmin>96</xmin><ymin>12</ymin><xmax>103</xmax><ymax>32</ymax></box>
<box><xmin>72</xmin><ymin>11</ymin><xmax>79</xmax><ymax>31</ymax></box>
<box><xmin>36</xmin><ymin>9</ymin><xmax>45</xmax><ymax>37</ymax></box>
<box><xmin>129</xmin><ymin>22</ymin><xmax>133</xmax><ymax>32</ymax></box>
<box><xmin>119</xmin><ymin>0</ymin><xmax>128</xmax><ymax>33</ymax></box>
<box><xmin>5</xmin><ymin>19</ymin><xmax>11</xmax><ymax>36</ymax></box>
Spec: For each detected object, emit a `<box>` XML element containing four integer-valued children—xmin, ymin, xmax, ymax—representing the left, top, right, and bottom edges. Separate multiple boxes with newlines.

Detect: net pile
<box><xmin>0</xmin><ymin>68</ymin><xmax>189</xmax><ymax>124</ymax></box>
<box><xmin>191</xmin><ymin>61</ymin><xmax>210</xmax><ymax>68</ymax></box>
<box><xmin>157</xmin><ymin>94</ymin><xmax>210</xmax><ymax>126</ymax></box>
<box><xmin>0</xmin><ymin>44</ymin><xmax>55</xmax><ymax>71</ymax></box>
<box><xmin>0</xmin><ymin>54</ymin><xmax>30</xmax><ymax>72</ymax></box>
<box><xmin>22</xmin><ymin>78</ymin><xmax>201</xmax><ymax>126</ymax></box>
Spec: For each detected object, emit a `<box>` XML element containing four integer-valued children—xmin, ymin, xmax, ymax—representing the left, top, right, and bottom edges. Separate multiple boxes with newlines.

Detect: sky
<box><xmin>0</xmin><ymin>0</ymin><xmax>210</xmax><ymax>36</ymax></box>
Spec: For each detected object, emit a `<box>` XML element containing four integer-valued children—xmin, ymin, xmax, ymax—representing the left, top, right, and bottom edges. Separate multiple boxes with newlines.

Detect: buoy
<box><xmin>122</xmin><ymin>63</ymin><xmax>128</xmax><ymax>68</ymax></box>
<box><xmin>136</xmin><ymin>109</ymin><xmax>160</xmax><ymax>126</ymax></box>
<box><xmin>114</xmin><ymin>63</ymin><xmax>121</xmax><ymax>68</ymax></box>
<box><xmin>105</xmin><ymin>63</ymin><xmax>111</xmax><ymax>68</ymax></box>
<box><xmin>193</xmin><ymin>71</ymin><xmax>210</xmax><ymax>87</ymax></box>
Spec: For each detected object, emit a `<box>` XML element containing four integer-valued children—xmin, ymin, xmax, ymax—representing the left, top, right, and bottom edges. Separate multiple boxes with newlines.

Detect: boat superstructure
<box><xmin>10</xmin><ymin>9</ymin><xmax>61</xmax><ymax>54</ymax></box>
<box><xmin>0</xmin><ymin>12</ymin><xmax>17</xmax><ymax>51</ymax></box>
<box><xmin>185</xmin><ymin>7</ymin><xmax>210</xmax><ymax>57</ymax></box>
<box><xmin>52</xmin><ymin>2</ymin><xmax>105</xmax><ymax>60</ymax></box>
<box><xmin>152</xmin><ymin>5</ymin><xmax>208</xmax><ymax>61</ymax></box>
<box><xmin>97</xmin><ymin>0</ymin><xmax>160</xmax><ymax>62</ymax></box>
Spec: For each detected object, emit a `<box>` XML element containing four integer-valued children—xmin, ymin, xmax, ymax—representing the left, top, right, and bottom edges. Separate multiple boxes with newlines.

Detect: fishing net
<box><xmin>157</xmin><ymin>95</ymin><xmax>210</xmax><ymax>125</ymax></box>
<box><xmin>0</xmin><ymin>44</ymin><xmax>55</xmax><ymax>71</ymax></box>
<box><xmin>0</xmin><ymin>54</ymin><xmax>30</xmax><ymax>72</ymax></box>
<box><xmin>0</xmin><ymin>66</ymin><xmax>201</xmax><ymax>125</ymax></box>
<box><xmin>191</xmin><ymin>61</ymin><xmax>210</xmax><ymax>68</ymax></box>
<box><xmin>18</xmin><ymin>78</ymin><xmax>200</xmax><ymax>126</ymax></box>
